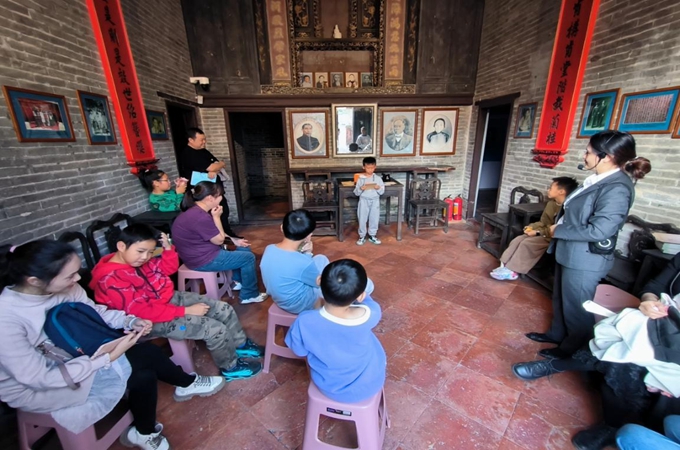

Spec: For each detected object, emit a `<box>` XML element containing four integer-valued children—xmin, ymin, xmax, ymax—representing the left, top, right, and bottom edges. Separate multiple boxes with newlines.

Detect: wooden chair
<box><xmin>302</xmin><ymin>181</ymin><xmax>339</xmax><ymax>236</ymax></box>
<box><xmin>477</xmin><ymin>186</ymin><xmax>544</xmax><ymax>258</ymax></box>
<box><xmin>407</xmin><ymin>177</ymin><xmax>449</xmax><ymax>235</ymax></box>
<box><xmin>86</xmin><ymin>213</ymin><xmax>132</xmax><ymax>262</ymax></box>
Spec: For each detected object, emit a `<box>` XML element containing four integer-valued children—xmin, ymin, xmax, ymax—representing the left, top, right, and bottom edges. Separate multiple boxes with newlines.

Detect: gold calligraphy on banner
<box><xmin>385</xmin><ymin>0</ymin><xmax>405</xmax><ymax>81</ymax></box>
<box><xmin>266</xmin><ymin>0</ymin><xmax>291</xmax><ymax>83</ymax></box>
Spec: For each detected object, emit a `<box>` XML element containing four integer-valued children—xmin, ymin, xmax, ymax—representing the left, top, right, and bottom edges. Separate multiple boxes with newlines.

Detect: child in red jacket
<box><xmin>90</xmin><ymin>223</ymin><xmax>262</xmax><ymax>382</ymax></box>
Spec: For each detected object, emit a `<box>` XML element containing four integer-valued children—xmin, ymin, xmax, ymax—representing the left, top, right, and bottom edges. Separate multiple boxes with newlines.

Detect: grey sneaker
<box><xmin>368</xmin><ymin>235</ymin><xmax>381</xmax><ymax>245</ymax></box>
<box><xmin>173</xmin><ymin>373</ymin><xmax>225</xmax><ymax>402</ymax></box>
<box><xmin>241</xmin><ymin>292</ymin><xmax>268</xmax><ymax>304</ymax></box>
<box><xmin>120</xmin><ymin>423</ymin><xmax>169</xmax><ymax>450</ymax></box>
<box><xmin>356</xmin><ymin>237</ymin><xmax>366</xmax><ymax>246</ymax></box>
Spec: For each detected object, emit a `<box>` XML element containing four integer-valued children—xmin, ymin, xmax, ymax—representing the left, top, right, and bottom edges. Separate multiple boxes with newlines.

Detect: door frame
<box><xmin>223</xmin><ymin>107</ymin><xmax>290</xmax><ymax>223</ymax></box>
<box><xmin>466</xmin><ymin>93</ymin><xmax>520</xmax><ymax>219</ymax></box>
<box><xmin>164</xmin><ymin>100</ymin><xmax>198</xmax><ymax>175</ymax></box>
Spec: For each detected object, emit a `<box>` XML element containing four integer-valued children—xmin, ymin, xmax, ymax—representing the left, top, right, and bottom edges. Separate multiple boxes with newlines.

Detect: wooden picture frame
<box><xmin>330</xmin><ymin>72</ymin><xmax>344</xmax><ymax>88</ymax></box>
<box><xmin>2</xmin><ymin>86</ymin><xmax>75</xmax><ymax>142</ymax></box>
<box><xmin>577</xmin><ymin>89</ymin><xmax>620</xmax><ymax>138</ymax></box>
<box><xmin>299</xmin><ymin>72</ymin><xmax>313</xmax><ymax>88</ymax></box>
<box><xmin>287</xmin><ymin>108</ymin><xmax>329</xmax><ymax>159</ymax></box>
<box><xmin>420</xmin><ymin>108</ymin><xmax>458</xmax><ymax>155</ymax></box>
<box><xmin>345</xmin><ymin>72</ymin><xmax>359</xmax><ymax>88</ymax></box>
<box><xmin>76</xmin><ymin>90</ymin><xmax>117</xmax><ymax>145</ymax></box>
<box><xmin>673</xmin><ymin>109</ymin><xmax>680</xmax><ymax>139</ymax></box>
<box><xmin>360</xmin><ymin>72</ymin><xmax>374</xmax><ymax>88</ymax></box>
<box><xmin>146</xmin><ymin>109</ymin><xmax>169</xmax><ymax>140</ymax></box>
<box><xmin>616</xmin><ymin>86</ymin><xmax>680</xmax><ymax>134</ymax></box>
<box><xmin>314</xmin><ymin>72</ymin><xmax>329</xmax><ymax>88</ymax></box>
<box><xmin>332</xmin><ymin>103</ymin><xmax>376</xmax><ymax>157</ymax></box>
<box><xmin>513</xmin><ymin>103</ymin><xmax>537</xmax><ymax>139</ymax></box>
<box><xmin>379</xmin><ymin>108</ymin><xmax>418</xmax><ymax>157</ymax></box>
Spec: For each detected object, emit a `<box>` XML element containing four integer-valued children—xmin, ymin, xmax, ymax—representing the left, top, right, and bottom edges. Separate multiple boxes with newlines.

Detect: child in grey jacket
<box><xmin>354</xmin><ymin>157</ymin><xmax>385</xmax><ymax>245</ymax></box>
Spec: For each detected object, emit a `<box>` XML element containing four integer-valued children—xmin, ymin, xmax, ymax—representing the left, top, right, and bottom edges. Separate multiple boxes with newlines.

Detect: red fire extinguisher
<box><xmin>445</xmin><ymin>194</ymin><xmax>463</xmax><ymax>221</ymax></box>
<box><xmin>444</xmin><ymin>196</ymin><xmax>455</xmax><ymax>222</ymax></box>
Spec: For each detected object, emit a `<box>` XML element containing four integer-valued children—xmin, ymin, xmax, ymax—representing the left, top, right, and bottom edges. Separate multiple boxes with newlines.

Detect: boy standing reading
<box><xmin>354</xmin><ymin>157</ymin><xmax>385</xmax><ymax>245</ymax></box>
<box><xmin>90</xmin><ymin>223</ymin><xmax>263</xmax><ymax>382</ymax></box>
<box><xmin>491</xmin><ymin>177</ymin><xmax>578</xmax><ymax>281</ymax></box>
<box><xmin>285</xmin><ymin>259</ymin><xmax>386</xmax><ymax>402</ymax></box>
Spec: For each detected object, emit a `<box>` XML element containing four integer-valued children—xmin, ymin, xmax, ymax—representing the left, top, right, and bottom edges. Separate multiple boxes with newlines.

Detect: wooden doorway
<box><xmin>165</xmin><ymin>101</ymin><xmax>198</xmax><ymax>174</ymax></box>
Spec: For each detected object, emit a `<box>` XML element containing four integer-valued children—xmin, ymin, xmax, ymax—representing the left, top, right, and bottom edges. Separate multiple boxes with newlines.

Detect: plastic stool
<box><xmin>168</xmin><ymin>339</ymin><xmax>197</xmax><ymax>373</ymax></box>
<box><xmin>17</xmin><ymin>408</ymin><xmax>133</xmax><ymax>450</ymax></box>
<box><xmin>177</xmin><ymin>264</ymin><xmax>233</xmax><ymax>300</ymax></box>
<box><xmin>263</xmin><ymin>303</ymin><xmax>304</xmax><ymax>373</ymax></box>
<box><xmin>302</xmin><ymin>383</ymin><xmax>390</xmax><ymax>449</ymax></box>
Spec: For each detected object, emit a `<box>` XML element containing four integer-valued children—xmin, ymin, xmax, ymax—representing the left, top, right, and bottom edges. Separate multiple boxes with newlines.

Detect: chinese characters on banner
<box><xmin>86</xmin><ymin>0</ymin><xmax>155</xmax><ymax>172</ymax></box>
<box><xmin>385</xmin><ymin>0</ymin><xmax>405</xmax><ymax>82</ymax></box>
<box><xmin>267</xmin><ymin>0</ymin><xmax>292</xmax><ymax>84</ymax></box>
<box><xmin>533</xmin><ymin>0</ymin><xmax>601</xmax><ymax>168</ymax></box>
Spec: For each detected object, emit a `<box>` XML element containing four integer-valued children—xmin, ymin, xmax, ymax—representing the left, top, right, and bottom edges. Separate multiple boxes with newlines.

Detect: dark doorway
<box><xmin>467</xmin><ymin>94</ymin><xmax>517</xmax><ymax>220</ymax></box>
<box><xmin>165</xmin><ymin>101</ymin><xmax>198</xmax><ymax>173</ymax></box>
<box><xmin>227</xmin><ymin>112</ymin><xmax>289</xmax><ymax>223</ymax></box>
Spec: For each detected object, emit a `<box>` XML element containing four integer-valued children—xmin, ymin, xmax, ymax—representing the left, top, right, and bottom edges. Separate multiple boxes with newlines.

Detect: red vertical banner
<box><xmin>533</xmin><ymin>0</ymin><xmax>601</xmax><ymax>168</ymax></box>
<box><xmin>86</xmin><ymin>0</ymin><xmax>156</xmax><ymax>172</ymax></box>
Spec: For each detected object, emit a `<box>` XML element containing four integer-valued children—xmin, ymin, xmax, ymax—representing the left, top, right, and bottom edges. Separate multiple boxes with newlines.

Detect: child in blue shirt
<box><xmin>285</xmin><ymin>259</ymin><xmax>386</xmax><ymax>403</ymax></box>
<box><xmin>260</xmin><ymin>209</ymin><xmax>330</xmax><ymax>314</ymax></box>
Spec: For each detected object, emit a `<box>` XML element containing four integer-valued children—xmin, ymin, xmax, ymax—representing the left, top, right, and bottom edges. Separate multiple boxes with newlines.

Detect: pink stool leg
<box><xmin>263</xmin><ymin>304</ymin><xmax>303</xmax><ymax>373</ymax></box>
<box><xmin>168</xmin><ymin>339</ymin><xmax>197</xmax><ymax>373</ymax></box>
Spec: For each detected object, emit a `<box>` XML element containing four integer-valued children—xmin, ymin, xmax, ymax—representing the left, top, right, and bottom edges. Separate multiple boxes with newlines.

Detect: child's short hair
<box><xmin>349</xmin><ymin>143</ymin><xmax>359</xmax><ymax>152</ymax></box>
<box><xmin>362</xmin><ymin>157</ymin><xmax>377</xmax><ymax>166</ymax></box>
<box><xmin>551</xmin><ymin>176</ymin><xmax>579</xmax><ymax>195</ymax></box>
<box><xmin>320</xmin><ymin>259</ymin><xmax>368</xmax><ymax>306</ymax></box>
<box><xmin>283</xmin><ymin>209</ymin><xmax>316</xmax><ymax>241</ymax></box>
<box><xmin>118</xmin><ymin>223</ymin><xmax>159</xmax><ymax>247</ymax></box>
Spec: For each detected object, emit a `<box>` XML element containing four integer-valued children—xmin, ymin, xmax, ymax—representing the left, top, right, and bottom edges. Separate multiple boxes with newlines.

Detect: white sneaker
<box><xmin>173</xmin><ymin>373</ymin><xmax>225</xmax><ymax>402</ymax></box>
<box><xmin>231</xmin><ymin>281</ymin><xmax>242</xmax><ymax>291</ymax></box>
<box><xmin>120</xmin><ymin>424</ymin><xmax>169</xmax><ymax>450</ymax></box>
<box><xmin>241</xmin><ymin>292</ymin><xmax>268</xmax><ymax>304</ymax></box>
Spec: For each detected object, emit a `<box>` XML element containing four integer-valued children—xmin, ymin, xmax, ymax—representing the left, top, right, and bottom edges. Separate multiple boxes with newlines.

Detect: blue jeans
<box><xmin>616</xmin><ymin>416</ymin><xmax>680</xmax><ymax>450</ymax></box>
<box><xmin>195</xmin><ymin>247</ymin><xmax>259</xmax><ymax>300</ymax></box>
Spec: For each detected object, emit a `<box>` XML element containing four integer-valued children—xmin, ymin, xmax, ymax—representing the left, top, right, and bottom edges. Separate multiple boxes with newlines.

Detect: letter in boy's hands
<box><xmin>362</xmin><ymin>182</ymin><xmax>376</xmax><ymax>191</ymax></box>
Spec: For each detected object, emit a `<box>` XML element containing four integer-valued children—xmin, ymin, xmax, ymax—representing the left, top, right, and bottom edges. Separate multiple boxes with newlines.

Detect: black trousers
<box><xmin>218</xmin><ymin>195</ymin><xmax>239</xmax><ymax>237</ymax></box>
<box><xmin>125</xmin><ymin>343</ymin><xmax>195</xmax><ymax>434</ymax></box>
<box><xmin>547</xmin><ymin>263</ymin><xmax>605</xmax><ymax>354</ymax></box>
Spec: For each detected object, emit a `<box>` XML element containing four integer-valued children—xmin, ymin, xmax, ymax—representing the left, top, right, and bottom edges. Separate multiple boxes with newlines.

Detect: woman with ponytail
<box><xmin>171</xmin><ymin>181</ymin><xmax>268</xmax><ymax>305</ymax></box>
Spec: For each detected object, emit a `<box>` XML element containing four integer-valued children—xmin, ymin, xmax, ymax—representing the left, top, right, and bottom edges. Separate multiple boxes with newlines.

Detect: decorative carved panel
<box><xmin>267</xmin><ymin>0</ymin><xmax>292</xmax><ymax>84</ymax></box>
<box><xmin>384</xmin><ymin>0</ymin><xmax>406</xmax><ymax>82</ymax></box>
<box><xmin>403</xmin><ymin>0</ymin><xmax>420</xmax><ymax>84</ymax></box>
<box><xmin>254</xmin><ymin>0</ymin><xmax>272</xmax><ymax>84</ymax></box>
<box><xmin>261</xmin><ymin>84</ymin><xmax>415</xmax><ymax>95</ymax></box>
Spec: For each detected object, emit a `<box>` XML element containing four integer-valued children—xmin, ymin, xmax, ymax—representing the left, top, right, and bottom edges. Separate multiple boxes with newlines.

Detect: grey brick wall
<box><xmin>471</xmin><ymin>0</ymin><xmax>680</xmax><ymax>225</ymax></box>
<box><xmin>0</xmin><ymin>0</ymin><xmax>195</xmax><ymax>245</ymax></box>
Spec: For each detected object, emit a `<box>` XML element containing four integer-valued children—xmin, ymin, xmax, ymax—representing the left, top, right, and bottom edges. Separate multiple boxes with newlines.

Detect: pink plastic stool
<box><xmin>17</xmin><ymin>407</ymin><xmax>133</xmax><ymax>450</ymax></box>
<box><xmin>177</xmin><ymin>264</ymin><xmax>233</xmax><ymax>300</ymax></box>
<box><xmin>263</xmin><ymin>303</ymin><xmax>303</xmax><ymax>373</ymax></box>
<box><xmin>168</xmin><ymin>338</ymin><xmax>197</xmax><ymax>373</ymax></box>
<box><xmin>302</xmin><ymin>383</ymin><xmax>390</xmax><ymax>449</ymax></box>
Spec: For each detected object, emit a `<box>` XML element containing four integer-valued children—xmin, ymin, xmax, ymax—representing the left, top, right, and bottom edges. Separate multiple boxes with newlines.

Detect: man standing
<box><xmin>384</xmin><ymin>118</ymin><xmax>413</xmax><ymax>152</ymax></box>
<box><xmin>355</xmin><ymin>126</ymin><xmax>372</xmax><ymax>151</ymax></box>
<box><xmin>179</xmin><ymin>127</ymin><xmax>242</xmax><ymax>238</ymax></box>
<box><xmin>296</xmin><ymin>123</ymin><xmax>320</xmax><ymax>151</ymax></box>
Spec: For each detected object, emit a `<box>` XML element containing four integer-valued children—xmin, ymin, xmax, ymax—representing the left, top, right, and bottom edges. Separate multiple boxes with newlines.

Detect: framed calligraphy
<box><xmin>577</xmin><ymin>89</ymin><xmax>619</xmax><ymax>138</ymax></box>
<box><xmin>513</xmin><ymin>103</ymin><xmax>537</xmax><ymax>139</ymax></box>
<box><xmin>2</xmin><ymin>86</ymin><xmax>75</xmax><ymax>143</ymax></box>
<box><xmin>77</xmin><ymin>90</ymin><xmax>117</xmax><ymax>145</ymax></box>
<box><xmin>616</xmin><ymin>87</ymin><xmax>680</xmax><ymax>134</ymax></box>
<box><xmin>533</xmin><ymin>0</ymin><xmax>601</xmax><ymax>168</ymax></box>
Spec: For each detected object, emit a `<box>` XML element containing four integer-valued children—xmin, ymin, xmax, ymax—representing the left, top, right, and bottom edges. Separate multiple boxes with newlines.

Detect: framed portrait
<box><xmin>577</xmin><ymin>89</ymin><xmax>619</xmax><ymax>138</ymax></box>
<box><xmin>299</xmin><ymin>72</ymin><xmax>313</xmax><ymax>88</ymax></box>
<box><xmin>513</xmin><ymin>103</ymin><xmax>537</xmax><ymax>139</ymax></box>
<box><xmin>330</xmin><ymin>72</ymin><xmax>344</xmax><ymax>88</ymax></box>
<box><xmin>360</xmin><ymin>72</ymin><xmax>374</xmax><ymax>88</ymax></box>
<box><xmin>76</xmin><ymin>91</ymin><xmax>116</xmax><ymax>145</ymax></box>
<box><xmin>345</xmin><ymin>72</ymin><xmax>359</xmax><ymax>89</ymax></box>
<box><xmin>616</xmin><ymin>86</ymin><xmax>680</xmax><ymax>134</ymax></box>
<box><xmin>332</xmin><ymin>103</ymin><xmax>376</xmax><ymax>157</ymax></box>
<box><xmin>420</xmin><ymin>108</ymin><xmax>458</xmax><ymax>155</ymax></box>
<box><xmin>288</xmin><ymin>108</ymin><xmax>329</xmax><ymax>159</ymax></box>
<box><xmin>145</xmin><ymin>109</ymin><xmax>169</xmax><ymax>140</ymax></box>
<box><xmin>2</xmin><ymin>86</ymin><xmax>75</xmax><ymax>142</ymax></box>
<box><xmin>379</xmin><ymin>109</ymin><xmax>418</xmax><ymax>157</ymax></box>
<box><xmin>314</xmin><ymin>72</ymin><xmax>329</xmax><ymax>89</ymax></box>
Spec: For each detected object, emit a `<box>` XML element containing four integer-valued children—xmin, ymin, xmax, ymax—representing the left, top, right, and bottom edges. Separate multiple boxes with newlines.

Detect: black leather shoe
<box><xmin>512</xmin><ymin>360</ymin><xmax>561</xmax><ymax>381</ymax></box>
<box><xmin>525</xmin><ymin>332</ymin><xmax>561</xmax><ymax>344</ymax></box>
<box><xmin>538</xmin><ymin>347</ymin><xmax>570</xmax><ymax>359</ymax></box>
<box><xmin>571</xmin><ymin>424</ymin><xmax>616</xmax><ymax>450</ymax></box>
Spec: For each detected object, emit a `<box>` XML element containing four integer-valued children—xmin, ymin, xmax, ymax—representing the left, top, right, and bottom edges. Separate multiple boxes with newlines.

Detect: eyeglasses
<box><xmin>158</xmin><ymin>178</ymin><xmax>170</xmax><ymax>183</ymax></box>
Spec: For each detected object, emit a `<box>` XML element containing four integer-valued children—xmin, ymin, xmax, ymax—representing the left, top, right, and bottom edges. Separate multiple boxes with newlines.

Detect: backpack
<box><xmin>44</xmin><ymin>302</ymin><xmax>124</xmax><ymax>358</ymax></box>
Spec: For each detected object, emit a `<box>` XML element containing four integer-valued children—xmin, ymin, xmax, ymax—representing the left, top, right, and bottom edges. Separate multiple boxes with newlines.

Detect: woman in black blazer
<box><xmin>526</xmin><ymin>131</ymin><xmax>652</xmax><ymax>358</ymax></box>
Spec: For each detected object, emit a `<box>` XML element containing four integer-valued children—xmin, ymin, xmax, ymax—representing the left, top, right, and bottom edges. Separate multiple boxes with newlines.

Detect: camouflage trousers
<box><xmin>150</xmin><ymin>291</ymin><xmax>246</xmax><ymax>369</ymax></box>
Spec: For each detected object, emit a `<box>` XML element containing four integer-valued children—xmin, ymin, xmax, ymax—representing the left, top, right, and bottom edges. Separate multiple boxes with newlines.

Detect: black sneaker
<box><xmin>221</xmin><ymin>358</ymin><xmax>262</xmax><ymax>382</ymax></box>
<box><xmin>235</xmin><ymin>338</ymin><xmax>264</xmax><ymax>358</ymax></box>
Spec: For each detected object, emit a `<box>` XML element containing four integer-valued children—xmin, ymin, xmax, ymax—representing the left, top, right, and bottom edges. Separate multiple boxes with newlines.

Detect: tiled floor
<box><xmin>111</xmin><ymin>221</ymin><xmax>602</xmax><ymax>450</ymax></box>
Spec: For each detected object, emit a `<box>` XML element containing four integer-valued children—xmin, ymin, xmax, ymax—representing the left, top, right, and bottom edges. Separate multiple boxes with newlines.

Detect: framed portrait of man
<box><xmin>345</xmin><ymin>72</ymin><xmax>359</xmax><ymax>89</ymax></box>
<box><xmin>379</xmin><ymin>109</ymin><xmax>418</xmax><ymax>157</ymax></box>
<box><xmin>360</xmin><ymin>72</ymin><xmax>374</xmax><ymax>87</ymax></box>
<box><xmin>299</xmin><ymin>72</ymin><xmax>313</xmax><ymax>88</ymax></box>
<box><xmin>420</xmin><ymin>108</ymin><xmax>458</xmax><ymax>155</ymax></box>
<box><xmin>287</xmin><ymin>108</ymin><xmax>329</xmax><ymax>159</ymax></box>
<box><xmin>577</xmin><ymin>89</ymin><xmax>619</xmax><ymax>137</ymax></box>
<box><xmin>314</xmin><ymin>72</ymin><xmax>329</xmax><ymax>88</ymax></box>
<box><xmin>330</xmin><ymin>72</ymin><xmax>344</xmax><ymax>88</ymax></box>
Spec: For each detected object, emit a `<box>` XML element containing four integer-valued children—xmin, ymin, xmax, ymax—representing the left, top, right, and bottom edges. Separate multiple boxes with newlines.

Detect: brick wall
<box><xmin>0</xmin><ymin>0</ymin><xmax>195</xmax><ymax>245</ymax></box>
<box><xmin>471</xmin><ymin>0</ymin><xmax>680</xmax><ymax>225</ymax></box>
<box><xmin>246</xmin><ymin>148</ymin><xmax>287</xmax><ymax>197</ymax></box>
